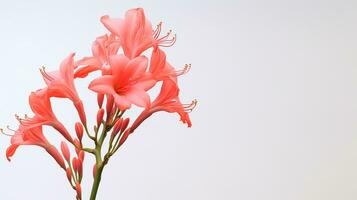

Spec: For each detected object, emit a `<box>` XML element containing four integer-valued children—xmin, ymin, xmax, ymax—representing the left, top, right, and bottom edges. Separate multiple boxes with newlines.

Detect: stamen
<box><xmin>15</xmin><ymin>114</ymin><xmax>21</xmax><ymax>122</ymax></box>
<box><xmin>6</xmin><ymin>125</ymin><xmax>16</xmax><ymax>132</ymax></box>
<box><xmin>0</xmin><ymin>128</ymin><xmax>14</xmax><ymax>136</ymax></box>
<box><xmin>183</xmin><ymin>99</ymin><xmax>198</xmax><ymax>113</ymax></box>
<box><xmin>172</xmin><ymin>64</ymin><xmax>191</xmax><ymax>76</ymax></box>
<box><xmin>158</xmin><ymin>34</ymin><xmax>176</xmax><ymax>47</ymax></box>
<box><xmin>152</xmin><ymin>22</ymin><xmax>177</xmax><ymax>47</ymax></box>
<box><xmin>157</xmin><ymin>30</ymin><xmax>172</xmax><ymax>41</ymax></box>
<box><xmin>153</xmin><ymin>22</ymin><xmax>163</xmax><ymax>39</ymax></box>
<box><xmin>39</xmin><ymin>66</ymin><xmax>54</xmax><ymax>81</ymax></box>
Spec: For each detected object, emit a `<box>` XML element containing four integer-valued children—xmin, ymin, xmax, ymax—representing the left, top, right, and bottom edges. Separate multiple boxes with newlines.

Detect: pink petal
<box><xmin>114</xmin><ymin>95</ymin><xmax>132</xmax><ymax>110</ymax></box>
<box><xmin>75</xmin><ymin>57</ymin><xmax>102</xmax><ymax>67</ymax></box>
<box><xmin>100</xmin><ymin>15</ymin><xmax>123</xmax><ymax>37</ymax></box>
<box><xmin>89</xmin><ymin>75</ymin><xmax>116</xmax><ymax>95</ymax></box>
<box><xmin>126</xmin><ymin>56</ymin><xmax>148</xmax><ymax>78</ymax></box>
<box><xmin>125</xmin><ymin>87</ymin><xmax>150</xmax><ymax>108</ymax></box>
<box><xmin>74</xmin><ymin>65</ymin><xmax>101</xmax><ymax>78</ymax></box>
<box><xmin>59</xmin><ymin>53</ymin><xmax>76</xmax><ymax>85</ymax></box>
<box><xmin>135</xmin><ymin>79</ymin><xmax>157</xmax><ymax>91</ymax></box>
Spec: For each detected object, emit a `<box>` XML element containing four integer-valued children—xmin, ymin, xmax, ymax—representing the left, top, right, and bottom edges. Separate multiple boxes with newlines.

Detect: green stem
<box><xmin>89</xmin><ymin>163</ymin><xmax>104</xmax><ymax>200</ymax></box>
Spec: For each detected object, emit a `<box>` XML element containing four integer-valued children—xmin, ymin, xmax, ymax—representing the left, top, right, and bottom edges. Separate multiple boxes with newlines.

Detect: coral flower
<box><xmin>89</xmin><ymin>54</ymin><xmax>156</xmax><ymax>111</ymax></box>
<box><xmin>100</xmin><ymin>8</ymin><xmax>154</xmax><ymax>59</ymax></box>
<box><xmin>18</xmin><ymin>89</ymin><xmax>73</xmax><ymax>143</ymax></box>
<box><xmin>40</xmin><ymin>53</ymin><xmax>87</xmax><ymax>125</ymax></box>
<box><xmin>6</xmin><ymin>125</ymin><xmax>66</xmax><ymax>169</ymax></box>
<box><xmin>131</xmin><ymin>79</ymin><xmax>196</xmax><ymax>132</ymax></box>
<box><xmin>149</xmin><ymin>48</ymin><xmax>191</xmax><ymax>81</ymax></box>
<box><xmin>75</xmin><ymin>34</ymin><xmax>120</xmax><ymax>78</ymax></box>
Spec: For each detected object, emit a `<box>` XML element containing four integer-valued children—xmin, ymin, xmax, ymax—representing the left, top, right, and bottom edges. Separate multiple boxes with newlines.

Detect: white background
<box><xmin>0</xmin><ymin>0</ymin><xmax>357</xmax><ymax>200</ymax></box>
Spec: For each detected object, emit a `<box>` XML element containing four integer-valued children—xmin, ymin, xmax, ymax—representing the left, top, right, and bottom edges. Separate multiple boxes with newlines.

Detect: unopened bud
<box><xmin>77</xmin><ymin>158</ymin><xmax>83</xmax><ymax>178</ymax></box>
<box><xmin>111</xmin><ymin>118</ymin><xmax>123</xmax><ymax>138</ymax></box>
<box><xmin>97</xmin><ymin>94</ymin><xmax>104</xmax><ymax>108</ymax></box>
<box><xmin>75</xmin><ymin>122</ymin><xmax>83</xmax><ymax>142</ymax></box>
<box><xmin>74</xmin><ymin>139</ymin><xmax>81</xmax><ymax>155</ymax></box>
<box><xmin>66</xmin><ymin>167</ymin><xmax>72</xmax><ymax>183</ymax></box>
<box><xmin>106</xmin><ymin>95</ymin><xmax>114</xmax><ymax>116</ymax></box>
<box><xmin>96</xmin><ymin>108</ymin><xmax>105</xmax><ymax>127</ymax></box>
<box><xmin>121</xmin><ymin>118</ymin><xmax>130</xmax><ymax>133</ymax></box>
<box><xmin>60</xmin><ymin>141</ymin><xmax>71</xmax><ymax>163</ymax></box>
<box><xmin>72</xmin><ymin>158</ymin><xmax>78</xmax><ymax>173</ymax></box>
<box><xmin>119</xmin><ymin>129</ymin><xmax>131</xmax><ymax>146</ymax></box>
<box><xmin>78</xmin><ymin>150</ymin><xmax>85</xmax><ymax>161</ymax></box>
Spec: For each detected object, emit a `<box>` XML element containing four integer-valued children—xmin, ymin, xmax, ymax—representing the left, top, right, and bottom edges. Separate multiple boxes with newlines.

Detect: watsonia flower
<box><xmin>6</xmin><ymin>125</ymin><xmax>66</xmax><ymax>170</ymax></box>
<box><xmin>89</xmin><ymin>54</ymin><xmax>156</xmax><ymax>111</ymax></box>
<box><xmin>40</xmin><ymin>53</ymin><xmax>87</xmax><ymax>125</ymax></box>
<box><xmin>131</xmin><ymin>79</ymin><xmax>197</xmax><ymax>132</ymax></box>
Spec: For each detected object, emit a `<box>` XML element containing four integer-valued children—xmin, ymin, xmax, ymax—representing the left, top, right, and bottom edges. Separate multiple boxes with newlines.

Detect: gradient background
<box><xmin>0</xmin><ymin>0</ymin><xmax>357</xmax><ymax>199</ymax></box>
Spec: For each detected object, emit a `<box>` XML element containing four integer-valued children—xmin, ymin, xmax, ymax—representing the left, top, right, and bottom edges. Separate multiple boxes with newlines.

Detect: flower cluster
<box><xmin>2</xmin><ymin>8</ymin><xmax>196</xmax><ymax>200</ymax></box>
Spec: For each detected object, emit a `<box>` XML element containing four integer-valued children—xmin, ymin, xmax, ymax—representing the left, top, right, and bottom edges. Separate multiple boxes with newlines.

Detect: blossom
<box><xmin>6</xmin><ymin>125</ymin><xmax>66</xmax><ymax>169</ymax></box>
<box><xmin>18</xmin><ymin>89</ymin><xmax>73</xmax><ymax>143</ymax></box>
<box><xmin>40</xmin><ymin>53</ymin><xmax>87</xmax><ymax>124</ymax></box>
<box><xmin>149</xmin><ymin>48</ymin><xmax>190</xmax><ymax>81</ymax></box>
<box><xmin>89</xmin><ymin>54</ymin><xmax>156</xmax><ymax>111</ymax></box>
<box><xmin>75</xmin><ymin>34</ymin><xmax>120</xmax><ymax>78</ymax></box>
<box><xmin>100</xmin><ymin>8</ymin><xmax>153</xmax><ymax>59</ymax></box>
<box><xmin>131</xmin><ymin>79</ymin><xmax>196</xmax><ymax>132</ymax></box>
<box><xmin>101</xmin><ymin>8</ymin><xmax>177</xmax><ymax>59</ymax></box>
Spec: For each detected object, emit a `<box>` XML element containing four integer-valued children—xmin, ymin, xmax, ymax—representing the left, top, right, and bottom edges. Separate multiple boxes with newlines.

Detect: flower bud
<box><xmin>77</xmin><ymin>158</ymin><xmax>83</xmax><ymax>178</ymax></box>
<box><xmin>72</xmin><ymin>158</ymin><xmax>78</xmax><ymax>173</ymax></box>
<box><xmin>121</xmin><ymin>118</ymin><xmax>130</xmax><ymax>133</ymax></box>
<box><xmin>75</xmin><ymin>122</ymin><xmax>83</xmax><ymax>142</ymax></box>
<box><xmin>66</xmin><ymin>167</ymin><xmax>72</xmax><ymax>183</ymax></box>
<box><xmin>111</xmin><ymin>118</ymin><xmax>123</xmax><ymax>138</ymax></box>
<box><xmin>106</xmin><ymin>95</ymin><xmax>114</xmax><ymax>116</ymax></box>
<box><xmin>74</xmin><ymin>139</ymin><xmax>81</xmax><ymax>155</ymax></box>
<box><xmin>97</xmin><ymin>93</ymin><xmax>104</xmax><ymax>108</ymax></box>
<box><xmin>78</xmin><ymin>150</ymin><xmax>85</xmax><ymax>161</ymax></box>
<box><xmin>60</xmin><ymin>141</ymin><xmax>71</xmax><ymax>163</ymax></box>
<box><xmin>119</xmin><ymin>129</ymin><xmax>130</xmax><ymax>146</ymax></box>
<box><xmin>97</xmin><ymin>108</ymin><xmax>105</xmax><ymax>127</ymax></box>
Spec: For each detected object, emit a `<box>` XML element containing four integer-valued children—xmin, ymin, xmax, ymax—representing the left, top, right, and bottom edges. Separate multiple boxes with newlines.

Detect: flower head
<box><xmin>40</xmin><ymin>53</ymin><xmax>87</xmax><ymax>124</ymax></box>
<box><xmin>75</xmin><ymin>34</ymin><xmax>120</xmax><ymax>78</ymax></box>
<box><xmin>149</xmin><ymin>48</ymin><xmax>191</xmax><ymax>81</ymax></box>
<box><xmin>100</xmin><ymin>8</ymin><xmax>153</xmax><ymax>59</ymax></box>
<box><xmin>6</xmin><ymin>125</ymin><xmax>66</xmax><ymax>169</ymax></box>
<box><xmin>89</xmin><ymin>54</ymin><xmax>156</xmax><ymax>111</ymax></box>
<box><xmin>18</xmin><ymin>89</ymin><xmax>73</xmax><ymax>143</ymax></box>
<box><xmin>131</xmin><ymin>79</ymin><xmax>196</xmax><ymax>132</ymax></box>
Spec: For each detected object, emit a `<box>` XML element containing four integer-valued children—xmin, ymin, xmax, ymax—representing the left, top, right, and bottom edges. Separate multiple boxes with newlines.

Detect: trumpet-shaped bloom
<box><xmin>131</xmin><ymin>79</ymin><xmax>196</xmax><ymax>132</ymax></box>
<box><xmin>100</xmin><ymin>8</ymin><xmax>153</xmax><ymax>59</ymax></box>
<box><xmin>19</xmin><ymin>89</ymin><xmax>73</xmax><ymax>143</ymax></box>
<box><xmin>89</xmin><ymin>54</ymin><xmax>156</xmax><ymax>111</ymax></box>
<box><xmin>40</xmin><ymin>53</ymin><xmax>87</xmax><ymax>124</ymax></box>
<box><xmin>6</xmin><ymin>125</ymin><xmax>66</xmax><ymax>169</ymax></box>
<box><xmin>75</xmin><ymin>34</ymin><xmax>120</xmax><ymax>78</ymax></box>
<box><xmin>149</xmin><ymin>48</ymin><xmax>190</xmax><ymax>81</ymax></box>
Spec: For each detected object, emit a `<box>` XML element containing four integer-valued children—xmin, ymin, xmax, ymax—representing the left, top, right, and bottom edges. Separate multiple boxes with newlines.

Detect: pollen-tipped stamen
<box><xmin>0</xmin><ymin>127</ymin><xmax>14</xmax><ymax>136</ymax></box>
<box><xmin>183</xmin><ymin>99</ymin><xmax>198</xmax><ymax>113</ymax></box>
<box><xmin>39</xmin><ymin>66</ymin><xmax>55</xmax><ymax>81</ymax></box>
<box><xmin>169</xmin><ymin>64</ymin><xmax>191</xmax><ymax>77</ymax></box>
<box><xmin>153</xmin><ymin>22</ymin><xmax>163</xmax><ymax>39</ymax></box>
